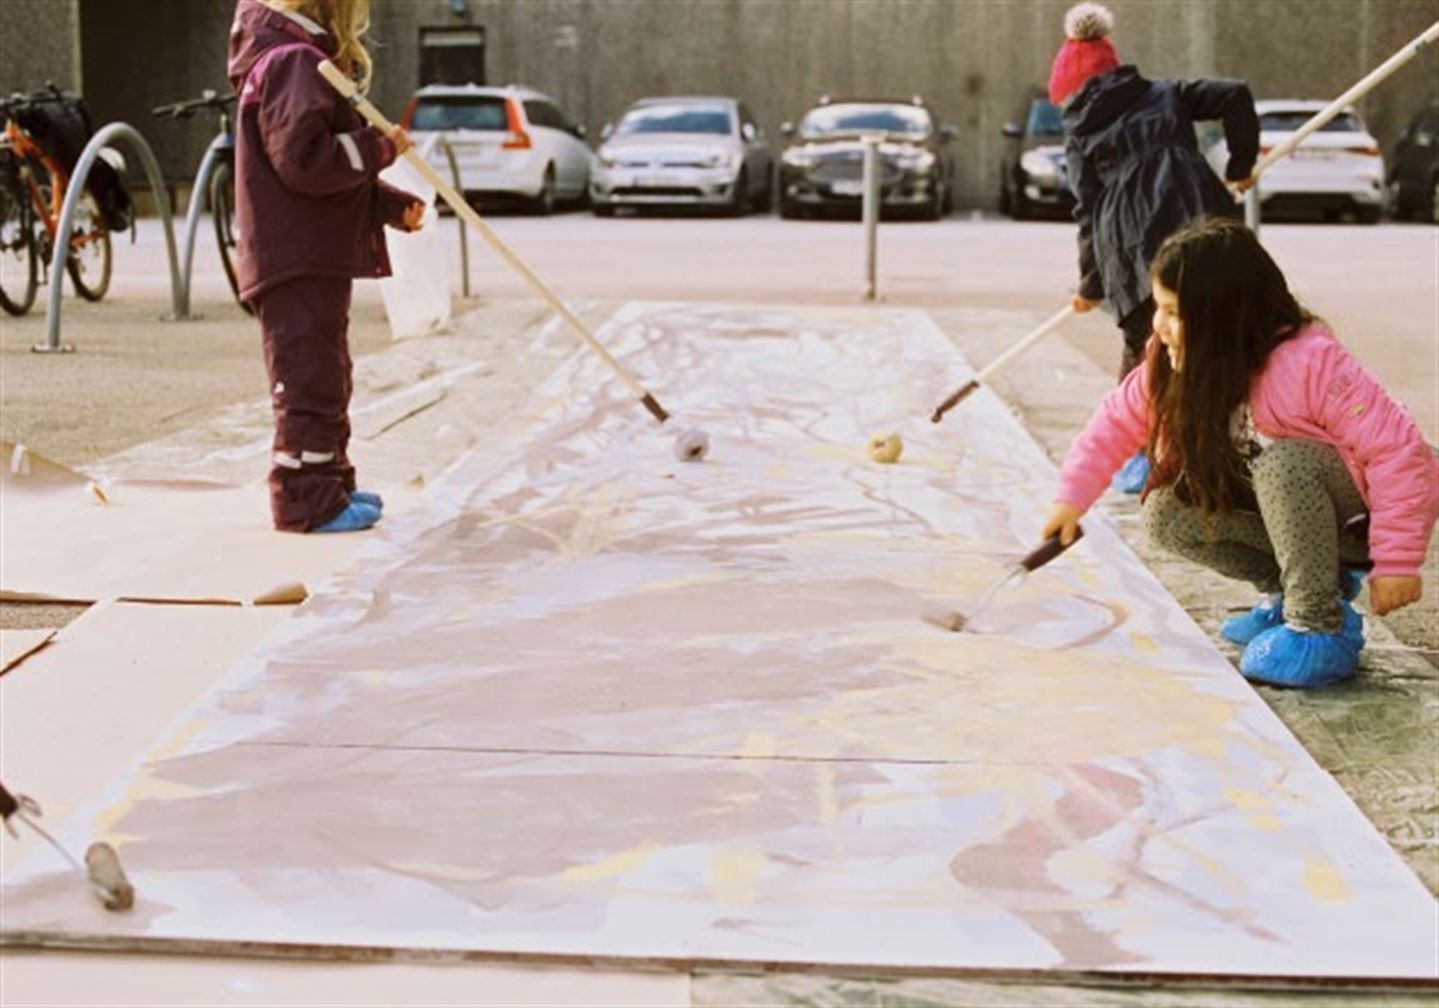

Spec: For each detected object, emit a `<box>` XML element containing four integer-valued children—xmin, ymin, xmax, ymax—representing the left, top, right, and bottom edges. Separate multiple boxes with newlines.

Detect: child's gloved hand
<box><xmin>401</xmin><ymin>200</ymin><xmax>425</xmax><ymax>232</ymax></box>
<box><xmin>1042</xmin><ymin>502</ymin><xmax>1086</xmax><ymax>546</ymax></box>
<box><xmin>1370</xmin><ymin>575</ymin><xmax>1422</xmax><ymax>615</ymax></box>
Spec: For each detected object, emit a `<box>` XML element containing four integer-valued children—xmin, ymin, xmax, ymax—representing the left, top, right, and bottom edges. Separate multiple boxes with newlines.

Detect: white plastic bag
<box><xmin>378</xmin><ymin>152</ymin><xmax>453</xmax><ymax>340</ymax></box>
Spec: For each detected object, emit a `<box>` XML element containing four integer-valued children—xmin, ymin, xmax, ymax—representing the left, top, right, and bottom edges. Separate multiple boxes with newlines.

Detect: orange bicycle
<box><xmin>0</xmin><ymin>86</ymin><xmax>113</xmax><ymax>316</ymax></box>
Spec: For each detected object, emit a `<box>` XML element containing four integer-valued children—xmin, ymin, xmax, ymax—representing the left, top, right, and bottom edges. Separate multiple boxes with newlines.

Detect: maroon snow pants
<box><xmin>252</xmin><ymin>276</ymin><xmax>356</xmax><ymax>532</ymax></box>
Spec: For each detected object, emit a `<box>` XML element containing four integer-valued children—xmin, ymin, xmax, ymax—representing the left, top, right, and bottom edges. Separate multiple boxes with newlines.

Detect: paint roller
<box><xmin>929</xmin><ymin>18</ymin><xmax>1439</xmax><ymax>423</ymax></box>
<box><xmin>1</xmin><ymin>780</ymin><xmax>134</xmax><ymax>911</ymax></box>
<box><xmin>317</xmin><ymin>60</ymin><xmax>710</xmax><ymax>463</ymax></box>
<box><xmin>923</xmin><ymin>527</ymin><xmax>1085</xmax><ymax>633</ymax></box>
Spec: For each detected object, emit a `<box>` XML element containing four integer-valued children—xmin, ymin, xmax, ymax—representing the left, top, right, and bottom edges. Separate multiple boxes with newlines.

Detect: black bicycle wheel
<box><xmin>65</xmin><ymin>188</ymin><xmax>111</xmax><ymax>302</ymax></box>
<box><xmin>209</xmin><ymin>158</ymin><xmax>251</xmax><ymax>314</ymax></box>
<box><xmin>0</xmin><ymin>156</ymin><xmax>37</xmax><ymax>316</ymax></box>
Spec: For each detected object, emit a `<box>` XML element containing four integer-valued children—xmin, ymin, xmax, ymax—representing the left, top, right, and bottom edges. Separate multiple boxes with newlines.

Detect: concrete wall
<box><xmin>0</xmin><ymin>0</ymin><xmax>81</xmax><ymax>95</ymax></box>
<box><xmin>4</xmin><ymin>0</ymin><xmax>1436</xmax><ymax>206</ymax></box>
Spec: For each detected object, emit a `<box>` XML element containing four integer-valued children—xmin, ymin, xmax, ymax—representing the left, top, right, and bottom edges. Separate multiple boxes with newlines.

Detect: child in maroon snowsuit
<box><xmin>228</xmin><ymin>0</ymin><xmax>422</xmax><ymax>532</ymax></box>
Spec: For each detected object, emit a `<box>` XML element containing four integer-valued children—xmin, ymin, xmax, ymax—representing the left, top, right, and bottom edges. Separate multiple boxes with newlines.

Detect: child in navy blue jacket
<box><xmin>1051</xmin><ymin>2</ymin><xmax>1259</xmax><ymax>492</ymax></box>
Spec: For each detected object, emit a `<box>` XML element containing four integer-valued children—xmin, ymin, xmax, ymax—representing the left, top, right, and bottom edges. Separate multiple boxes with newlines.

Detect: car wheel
<box><xmin>727</xmin><ymin>169</ymin><xmax>752</xmax><ymax>216</ymax></box>
<box><xmin>1355</xmin><ymin>204</ymin><xmax>1382</xmax><ymax>225</ymax></box>
<box><xmin>756</xmin><ymin>169</ymin><xmax>774</xmax><ymax>213</ymax></box>
<box><xmin>920</xmin><ymin>187</ymin><xmax>943</xmax><ymax>221</ymax></box>
<box><xmin>779</xmin><ymin>195</ymin><xmax>802</xmax><ymax>220</ymax></box>
<box><xmin>532</xmin><ymin>166</ymin><xmax>556</xmax><ymax>216</ymax></box>
<box><xmin>1012</xmin><ymin>185</ymin><xmax>1033</xmax><ymax>221</ymax></box>
<box><xmin>593</xmin><ymin>204</ymin><xmax>616</xmax><ymax>218</ymax></box>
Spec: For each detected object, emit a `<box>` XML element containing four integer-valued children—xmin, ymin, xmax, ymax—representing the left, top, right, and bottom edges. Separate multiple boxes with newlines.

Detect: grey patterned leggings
<box><xmin>1143</xmin><ymin>439</ymin><xmax>1370</xmax><ymax>633</ymax></box>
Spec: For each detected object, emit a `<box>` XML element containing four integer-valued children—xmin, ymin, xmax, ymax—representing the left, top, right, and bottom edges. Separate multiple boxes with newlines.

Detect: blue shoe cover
<box><xmin>1240</xmin><ymin>624</ymin><xmax>1360</xmax><ymax>688</ymax></box>
<box><xmin>1338</xmin><ymin>601</ymin><xmax>1366</xmax><ymax>651</ymax></box>
<box><xmin>1220</xmin><ymin>596</ymin><xmax>1284</xmax><ymax>645</ymax></box>
<box><xmin>351</xmin><ymin>489</ymin><xmax>384</xmax><ymax>512</ymax></box>
<box><xmin>1110</xmin><ymin>451</ymin><xmax>1150</xmax><ymax>494</ymax></box>
<box><xmin>312</xmin><ymin>500</ymin><xmax>380</xmax><ymax>533</ymax></box>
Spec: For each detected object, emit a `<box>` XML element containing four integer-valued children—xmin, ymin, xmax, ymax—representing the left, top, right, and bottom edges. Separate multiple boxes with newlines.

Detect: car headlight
<box><xmin>782</xmin><ymin>149</ymin><xmax>815</xmax><ymax>167</ymax></box>
<box><xmin>597</xmin><ymin>152</ymin><xmax>618</xmax><ymax>170</ymax></box>
<box><xmin>896</xmin><ymin>150</ymin><xmax>935</xmax><ymax>171</ymax></box>
<box><xmin>1020</xmin><ymin>150</ymin><xmax>1059</xmax><ymax>178</ymax></box>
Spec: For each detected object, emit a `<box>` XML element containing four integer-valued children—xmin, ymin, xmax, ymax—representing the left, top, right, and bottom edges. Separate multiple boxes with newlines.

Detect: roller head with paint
<box><xmin>672</xmin><ymin>427</ymin><xmax>710</xmax><ymax>462</ymax></box>
<box><xmin>868</xmin><ymin>431</ymin><xmax>903</xmax><ymax>464</ymax></box>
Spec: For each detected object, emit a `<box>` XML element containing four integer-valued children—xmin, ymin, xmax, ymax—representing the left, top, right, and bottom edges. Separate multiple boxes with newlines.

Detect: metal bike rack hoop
<box><xmin>176</xmin><ymin>132</ymin><xmax>233</xmax><ymax>320</ymax></box>
<box><xmin>422</xmin><ymin>134</ymin><xmax>471</xmax><ymax>298</ymax></box>
<box><xmin>38</xmin><ymin>122</ymin><xmax>188</xmax><ymax>353</ymax></box>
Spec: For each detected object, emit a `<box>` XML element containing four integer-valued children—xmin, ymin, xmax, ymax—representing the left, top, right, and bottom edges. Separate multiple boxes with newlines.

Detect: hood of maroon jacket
<box><xmin>226</xmin><ymin>0</ymin><xmax>402</xmax><ymax>301</ymax></box>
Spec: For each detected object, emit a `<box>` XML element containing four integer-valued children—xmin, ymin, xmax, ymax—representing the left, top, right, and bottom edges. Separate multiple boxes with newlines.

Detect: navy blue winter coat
<box><xmin>1064</xmin><ymin>66</ymin><xmax>1259</xmax><ymax>323</ymax></box>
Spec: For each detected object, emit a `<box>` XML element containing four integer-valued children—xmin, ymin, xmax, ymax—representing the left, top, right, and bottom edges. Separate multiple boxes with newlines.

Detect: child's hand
<box><xmin>1228</xmin><ymin>175</ymin><xmax>1256</xmax><ymax>194</ymax></box>
<box><xmin>1370</xmin><ymin>575</ymin><xmax>1422</xmax><ymax>615</ymax></box>
<box><xmin>1071</xmin><ymin>294</ymin><xmax>1101</xmax><ymax>314</ymax></box>
<box><xmin>402</xmin><ymin>201</ymin><xmax>425</xmax><ymax>232</ymax></box>
<box><xmin>387</xmin><ymin>125</ymin><xmax>413</xmax><ymax>156</ymax></box>
<box><xmin>1042</xmin><ymin>502</ymin><xmax>1086</xmax><ymax>546</ymax></box>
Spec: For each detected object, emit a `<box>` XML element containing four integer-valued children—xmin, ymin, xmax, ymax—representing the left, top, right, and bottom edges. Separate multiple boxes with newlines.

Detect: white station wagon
<box><xmin>402</xmin><ymin>84</ymin><xmax>592</xmax><ymax>213</ymax></box>
<box><xmin>1204</xmin><ymin>99</ymin><xmax>1385</xmax><ymax>223</ymax></box>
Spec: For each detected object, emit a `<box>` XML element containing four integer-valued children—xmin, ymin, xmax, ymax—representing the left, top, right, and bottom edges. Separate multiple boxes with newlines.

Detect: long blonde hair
<box><xmin>263</xmin><ymin>0</ymin><xmax>374</xmax><ymax>91</ymax></box>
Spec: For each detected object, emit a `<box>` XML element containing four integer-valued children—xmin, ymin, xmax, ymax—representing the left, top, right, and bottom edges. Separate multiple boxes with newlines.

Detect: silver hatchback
<box><xmin>590</xmin><ymin>97</ymin><xmax>773</xmax><ymax>215</ymax></box>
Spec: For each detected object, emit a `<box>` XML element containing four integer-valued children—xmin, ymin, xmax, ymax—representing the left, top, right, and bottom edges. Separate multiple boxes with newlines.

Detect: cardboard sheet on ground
<box><xmin>2</xmin><ymin>304</ymin><xmax>1435</xmax><ymax>983</ymax></box>
<box><xmin>0</xmin><ymin>444</ymin><xmax>371</xmax><ymax>604</ymax></box>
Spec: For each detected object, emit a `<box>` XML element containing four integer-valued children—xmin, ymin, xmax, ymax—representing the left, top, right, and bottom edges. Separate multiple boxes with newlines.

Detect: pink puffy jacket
<box><xmin>1056</xmin><ymin>323</ymin><xmax>1439</xmax><ymax>578</ymax></box>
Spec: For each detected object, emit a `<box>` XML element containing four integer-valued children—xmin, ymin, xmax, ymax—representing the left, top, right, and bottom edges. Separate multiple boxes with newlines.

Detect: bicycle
<box><xmin>0</xmin><ymin>86</ymin><xmax>113</xmax><ymax>316</ymax></box>
<box><xmin>151</xmin><ymin>89</ymin><xmax>248</xmax><ymax>313</ymax></box>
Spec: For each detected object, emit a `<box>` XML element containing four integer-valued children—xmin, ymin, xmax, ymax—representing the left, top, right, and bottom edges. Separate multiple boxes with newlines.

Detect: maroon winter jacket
<box><xmin>227</xmin><ymin>0</ymin><xmax>415</xmax><ymax>300</ymax></box>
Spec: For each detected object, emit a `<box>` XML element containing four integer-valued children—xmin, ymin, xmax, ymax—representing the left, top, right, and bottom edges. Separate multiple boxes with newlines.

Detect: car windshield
<box><xmin>615</xmin><ymin>104</ymin><xmax>732</xmax><ymax>136</ymax></box>
<box><xmin>1026</xmin><ymin>99</ymin><xmax>1063</xmax><ymax>137</ymax></box>
<box><xmin>412</xmin><ymin>96</ymin><xmax>508</xmax><ymax>131</ymax></box>
<box><xmin>800</xmin><ymin>103</ymin><xmax>931</xmax><ymax>139</ymax></box>
<box><xmin>1260</xmin><ymin>111</ymin><xmax>1365</xmax><ymax>133</ymax></box>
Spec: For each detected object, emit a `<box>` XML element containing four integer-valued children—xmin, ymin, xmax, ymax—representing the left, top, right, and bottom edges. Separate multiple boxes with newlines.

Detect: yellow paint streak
<box><xmin>1303</xmin><ymin>855</ymin><xmax>1352</xmax><ymax>903</ymax></box>
<box><xmin>740</xmin><ymin>731</ymin><xmax>777</xmax><ymax>760</ymax></box>
<box><xmin>1226</xmin><ymin>787</ymin><xmax>1283</xmax><ymax>832</ymax></box>
<box><xmin>710</xmin><ymin>844</ymin><xmax>767</xmax><ymax>904</ymax></box>
<box><xmin>562</xmin><ymin>842</ymin><xmax>660</xmax><ymax>883</ymax></box>
<box><xmin>1129</xmin><ymin>632</ymin><xmax>1159</xmax><ymax>656</ymax></box>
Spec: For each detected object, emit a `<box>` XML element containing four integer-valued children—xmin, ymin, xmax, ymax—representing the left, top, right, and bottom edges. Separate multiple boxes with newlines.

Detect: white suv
<box><xmin>402</xmin><ymin>84</ymin><xmax>592</xmax><ymax>213</ymax></box>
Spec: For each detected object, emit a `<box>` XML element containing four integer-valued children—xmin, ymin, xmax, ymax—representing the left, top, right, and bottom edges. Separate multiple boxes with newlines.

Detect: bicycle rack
<box><xmin>38</xmin><ymin>122</ymin><xmax>188</xmax><ymax>353</ymax></box>
<box><xmin>176</xmin><ymin>132</ymin><xmax>233</xmax><ymax>319</ymax></box>
<box><xmin>422</xmin><ymin>134</ymin><xmax>471</xmax><ymax>298</ymax></box>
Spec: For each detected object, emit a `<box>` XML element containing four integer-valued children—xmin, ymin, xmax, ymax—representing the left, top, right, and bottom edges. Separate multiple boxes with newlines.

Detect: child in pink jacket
<box><xmin>229</xmin><ymin>0</ymin><xmax>423</xmax><ymax>533</ymax></box>
<box><xmin>1044</xmin><ymin>217</ymin><xmax>1437</xmax><ymax>687</ymax></box>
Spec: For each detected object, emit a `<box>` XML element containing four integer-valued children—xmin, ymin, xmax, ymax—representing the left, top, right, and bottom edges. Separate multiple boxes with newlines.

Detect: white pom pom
<box><xmin>1065</xmin><ymin>2</ymin><xmax>1113</xmax><ymax>41</ymax></box>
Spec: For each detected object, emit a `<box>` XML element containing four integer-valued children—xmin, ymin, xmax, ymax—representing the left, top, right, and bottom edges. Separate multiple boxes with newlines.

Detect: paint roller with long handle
<box><xmin>923</xmin><ymin>526</ymin><xmax>1085</xmax><ymax>633</ymax></box>
<box><xmin>929</xmin><ymin>18</ymin><xmax>1439</xmax><ymax>425</ymax></box>
<box><xmin>930</xmin><ymin>305</ymin><xmax>1074</xmax><ymax>422</ymax></box>
<box><xmin>317</xmin><ymin>61</ymin><xmax>711</xmax><ymax>461</ymax></box>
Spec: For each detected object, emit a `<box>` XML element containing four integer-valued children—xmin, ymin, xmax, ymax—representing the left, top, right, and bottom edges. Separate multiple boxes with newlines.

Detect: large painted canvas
<box><xmin>3</xmin><ymin>303</ymin><xmax>1435</xmax><ymax>982</ymax></box>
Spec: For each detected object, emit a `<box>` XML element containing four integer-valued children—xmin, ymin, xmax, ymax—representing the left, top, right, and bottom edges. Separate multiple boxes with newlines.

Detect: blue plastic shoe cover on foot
<box><xmin>1240</xmin><ymin>623</ymin><xmax>1361</xmax><ymax>688</ymax></box>
<box><xmin>312</xmin><ymin>500</ymin><xmax>381</xmax><ymax>533</ymax></box>
<box><xmin>351</xmin><ymin>490</ymin><xmax>384</xmax><ymax>511</ymax></box>
<box><xmin>1111</xmin><ymin>451</ymin><xmax>1150</xmax><ymax>494</ymax></box>
<box><xmin>1220</xmin><ymin>596</ymin><xmax>1284</xmax><ymax>645</ymax></box>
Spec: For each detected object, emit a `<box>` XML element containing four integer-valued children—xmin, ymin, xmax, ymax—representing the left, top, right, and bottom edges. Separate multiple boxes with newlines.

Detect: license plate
<box><xmin>830</xmin><ymin>180</ymin><xmax>864</xmax><ymax>196</ymax></box>
<box><xmin>637</xmin><ymin>175</ymin><xmax>671</xmax><ymax>187</ymax></box>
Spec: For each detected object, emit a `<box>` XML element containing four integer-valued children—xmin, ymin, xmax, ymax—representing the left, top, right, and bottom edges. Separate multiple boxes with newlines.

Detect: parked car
<box><xmin>1388</xmin><ymin>101</ymin><xmax>1439</xmax><ymax>224</ymax></box>
<box><xmin>1203</xmin><ymin>99</ymin><xmax>1384</xmax><ymax>222</ymax></box>
<box><xmin>588</xmin><ymin>97</ymin><xmax>772</xmax><ymax>216</ymax></box>
<box><xmin>777</xmin><ymin>96</ymin><xmax>956</xmax><ymax>220</ymax></box>
<box><xmin>998</xmin><ymin>90</ymin><xmax>1073</xmax><ymax>219</ymax></box>
<box><xmin>401</xmin><ymin>84</ymin><xmax>591</xmax><ymax>213</ymax></box>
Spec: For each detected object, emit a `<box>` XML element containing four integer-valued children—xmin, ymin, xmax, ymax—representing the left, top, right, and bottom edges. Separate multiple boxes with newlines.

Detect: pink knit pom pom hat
<box><xmin>1048</xmin><ymin>2</ymin><xmax>1120</xmax><ymax>106</ymax></box>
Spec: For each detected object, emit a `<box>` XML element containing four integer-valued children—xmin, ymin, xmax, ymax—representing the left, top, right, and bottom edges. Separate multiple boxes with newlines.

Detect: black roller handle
<box><xmin>0</xmin><ymin>780</ymin><xmax>17</xmax><ymax>820</ymax></box>
<box><xmin>1019</xmin><ymin>525</ymin><xmax>1085</xmax><ymax>573</ymax></box>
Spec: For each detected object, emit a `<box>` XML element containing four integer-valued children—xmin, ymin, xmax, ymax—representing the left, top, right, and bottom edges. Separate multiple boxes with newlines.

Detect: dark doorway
<box><xmin>419</xmin><ymin>26</ymin><xmax>486</xmax><ymax>87</ymax></box>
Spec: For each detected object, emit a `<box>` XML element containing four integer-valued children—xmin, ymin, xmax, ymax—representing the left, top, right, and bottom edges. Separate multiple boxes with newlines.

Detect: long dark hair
<box><xmin>1145</xmin><ymin>217</ymin><xmax>1311</xmax><ymax>513</ymax></box>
